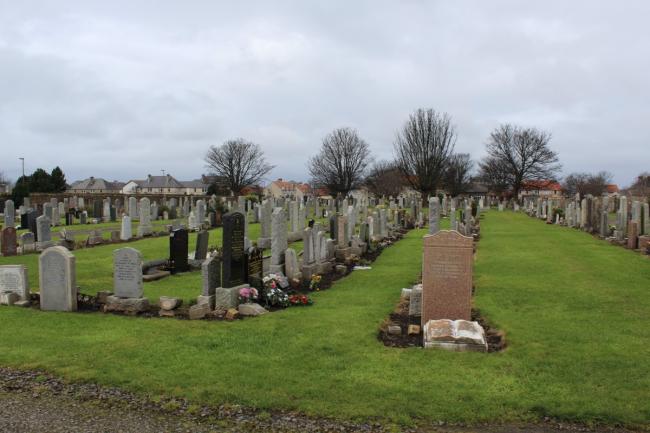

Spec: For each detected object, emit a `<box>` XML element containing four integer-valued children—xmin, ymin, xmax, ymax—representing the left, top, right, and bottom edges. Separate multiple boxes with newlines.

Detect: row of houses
<box><xmin>68</xmin><ymin>175</ymin><xmax>210</xmax><ymax>196</ymax></box>
<box><xmin>67</xmin><ymin>175</ymin><xmax>315</xmax><ymax>198</ymax></box>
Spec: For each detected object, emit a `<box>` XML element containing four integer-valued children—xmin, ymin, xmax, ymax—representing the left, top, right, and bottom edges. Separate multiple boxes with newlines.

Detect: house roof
<box><xmin>129</xmin><ymin>175</ymin><xmax>185</xmax><ymax>189</ymax></box>
<box><xmin>605</xmin><ymin>184</ymin><xmax>619</xmax><ymax>193</ymax></box>
<box><xmin>69</xmin><ymin>177</ymin><xmax>124</xmax><ymax>191</ymax></box>
<box><xmin>522</xmin><ymin>180</ymin><xmax>562</xmax><ymax>191</ymax></box>
<box><xmin>181</xmin><ymin>179</ymin><xmax>208</xmax><ymax>188</ymax></box>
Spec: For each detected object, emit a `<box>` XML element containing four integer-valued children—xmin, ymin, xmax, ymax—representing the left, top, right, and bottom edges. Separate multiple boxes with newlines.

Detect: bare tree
<box><xmin>627</xmin><ymin>172</ymin><xmax>650</xmax><ymax>197</ymax></box>
<box><xmin>308</xmin><ymin>127</ymin><xmax>371</xmax><ymax>197</ymax></box>
<box><xmin>477</xmin><ymin>156</ymin><xmax>511</xmax><ymax>195</ymax></box>
<box><xmin>563</xmin><ymin>171</ymin><xmax>613</xmax><ymax>196</ymax></box>
<box><xmin>365</xmin><ymin>160</ymin><xmax>406</xmax><ymax>197</ymax></box>
<box><xmin>393</xmin><ymin>109</ymin><xmax>456</xmax><ymax>201</ymax></box>
<box><xmin>443</xmin><ymin>153</ymin><xmax>473</xmax><ymax>197</ymax></box>
<box><xmin>205</xmin><ymin>138</ymin><xmax>274</xmax><ymax>196</ymax></box>
<box><xmin>479</xmin><ymin>124</ymin><xmax>560</xmax><ymax>196</ymax></box>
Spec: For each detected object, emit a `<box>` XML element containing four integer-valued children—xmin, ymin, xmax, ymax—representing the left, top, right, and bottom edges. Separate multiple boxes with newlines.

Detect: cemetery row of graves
<box><xmin>0</xmin><ymin>192</ymin><xmax>649</xmax><ymax>425</ymax></box>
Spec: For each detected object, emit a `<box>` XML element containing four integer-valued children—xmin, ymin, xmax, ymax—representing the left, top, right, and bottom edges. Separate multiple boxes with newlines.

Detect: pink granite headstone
<box><xmin>421</xmin><ymin>230</ymin><xmax>473</xmax><ymax>326</ymax></box>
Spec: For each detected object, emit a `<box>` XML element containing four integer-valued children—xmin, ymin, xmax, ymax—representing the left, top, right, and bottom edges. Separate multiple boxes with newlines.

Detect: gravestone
<box><xmin>195</xmin><ymin>230</ymin><xmax>209</xmax><ymax>260</ymax></box>
<box><xmin>4</xmin><ymin>200</ymin><xmax>14</xmax><ymax>228</ymax></box>
<box><xmin>201</xmin><ymin>254</ymin><xmax>221</xmax><ymax>297</ymax></box>
<box><xmin>421</xmin><ymin>230</ymin><xmax>473</xmax><ymax>326</ymax></box>
<box><xmin>20</xmin><ymin>232</ymin><xmax>35</xmax><ymax>253</ymax></box>
<box><xmin>39</xmin><ymin>246</ymin><xmax>77</xmax><ymax>311</ymax></box>
<box><xmin>285</xmin><ymin>248</ymin><xmax>300</xmax><ymax>280</ymax></box>
<box><xmin>137</xmin><ymin>197</ymin><xmax>152</xmax><ymax>236</ymax></box>
<box><xmin>36</xmin><ymin>215</ymin><xmax>52</xmax><ymax>247</ymax></box>
<box><xmin>270</xmin><ymin>208</ymin><xmax>288</xmax><ymax>275</ymax></box>
<box><xmin>197</xmin><ymin>254</ymin><xmax>221</xmax><ymax>308</ymax></box>
<box><xmin>429</xmin><ymin>197</ymin><xmax>440</xmax><ymax>234</ymax></box>
<box><xmin>169</xmin><ymin>228</ymin><xmax>189</xmax><ymax>274</ymax></box>
<box><xmin>0</xmin><ymin>265</ymin><xmax>29</xmax><ymax>301</ymax></box>
<box><xmin>120</xmin><ymin>215</ymin><xmax>132</xmax><ymax>241</ymax></box>
<box><xmin>222</xmin><ymin>212</ymin><xmax>247</xmax><ymax>287</ymax></box>
<box><xmin>1</xmin><ymin>227</ymin><xmax>17</xmax><ymax>256</ymax></box>
<box><xmin>113</xmin><ymin>247</ymin><xmax>143</xmax><ymax>298</ymax></box>
<box><xmin>247</xmin><ymin>247</ymin><xmax>264</xmax><ymax>290</ymax></box>
<box><xmin>80</xmin><ymin>211</ymin><xmax>87</xmax><ymax>225</ymax></box>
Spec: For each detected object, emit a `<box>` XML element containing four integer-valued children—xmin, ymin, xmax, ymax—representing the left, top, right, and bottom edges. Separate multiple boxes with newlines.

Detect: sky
<box><xmin>0</xmin><ymin>1</ymin><xmax>648</xmax><ymax>187</ymax></box>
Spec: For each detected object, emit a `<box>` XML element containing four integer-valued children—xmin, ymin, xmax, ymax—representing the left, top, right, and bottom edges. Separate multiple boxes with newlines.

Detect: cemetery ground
<box><xmin>0</xmin><ymin>212</ymin><xmax>649</xmax><ymax>431</ymax></box>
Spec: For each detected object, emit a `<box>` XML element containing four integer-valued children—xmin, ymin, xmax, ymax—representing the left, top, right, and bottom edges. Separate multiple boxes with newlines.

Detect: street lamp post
<box><xmin>19</xmin><ymin>157</ymin><xmax>24</xmax><ymax>177</ymax></box>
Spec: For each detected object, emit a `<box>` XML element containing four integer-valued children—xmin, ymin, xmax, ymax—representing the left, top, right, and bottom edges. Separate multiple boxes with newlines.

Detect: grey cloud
<box><xmin>0</xmin><ymin>1</ymin><xmax>648</xmax><ymax>186</ymax></box>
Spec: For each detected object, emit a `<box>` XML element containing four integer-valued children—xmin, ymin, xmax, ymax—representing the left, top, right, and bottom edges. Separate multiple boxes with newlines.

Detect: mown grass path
<box><xmin>0</xmin><ymin>211</ymin><xmax>648</xmax><ymax>426</ymax></box>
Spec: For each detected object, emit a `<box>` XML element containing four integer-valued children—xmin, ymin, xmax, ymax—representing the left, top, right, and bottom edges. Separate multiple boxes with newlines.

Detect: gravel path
<box><xmin>0</xmin><ymin>368</ymin><xmax>642</xmax><ymax>433</ymax></box>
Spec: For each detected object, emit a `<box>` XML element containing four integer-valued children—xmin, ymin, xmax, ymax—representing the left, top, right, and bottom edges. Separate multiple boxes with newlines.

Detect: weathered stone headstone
<box><xmin>20</xmin><ymin>232</ymin><xmax>35</xmax><ymax>253</ymax></box>
<box><xmin>113</xmin><ymin>247</ymin><xmax>143</xmax><ymax>298</ymax></box>
<box><xmin>0</xmin><ymin>265</ymin><xmax>29</xmax><ymax>301</ymax></box>
<box><xmin>3</xmin><ymin>200</ymin><xmax>14</xmax><ymax>228</ymax></box>
<box><xmin>421</xmin><ymin>230</ymin><xmax>473</xmax><ymax>326</ymax></box>
<box><xmin>120</xmin><ymin>215</ymin><xmax>132</xmax><ymax>241</ymax></box>
<box><xmin>195</xmin><ymin>230</ymin><xmax>209</xmax><ymax>261</ymax></box>
<box><xmin>169</xmin><ymin>228</ymin><xmax>189</xmax><ymax>274</ymax></box>
<box><xmin>137</xmin><ymin>198</ymin><xmax>153</xmax><ymax>237</ymax></box>
<box><xmin>270</xmin><ymin>208</ymin><xmax>288</xmax><ymax>274</ymax></box>
<box><xmin>429</xmin><ymin>197</ymin><xmax>440</xmax><ymax>234</ymax></box>
<box><xmin>201</xmin><ymin>254</ymin><xmax>221</xmax><ymax>297</ymax></box>
<box><xmin>36</xmin><ymin>215</ymin><xmax>52</xmax><ymax>247</ymax></box>
<box><xmin>222</xmin><ymin>212</ymin><xmax>247</xmax><ymax>287</ymax></box>
<box><xmin>39</xmin><ymin>246</ymin><xmax>77</xmax><ymax>311</ymax></box>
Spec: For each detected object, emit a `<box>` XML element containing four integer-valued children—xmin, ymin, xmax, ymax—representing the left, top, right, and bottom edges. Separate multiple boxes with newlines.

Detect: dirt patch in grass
<box><xmin>377</xmin><ymin>299</ymin><xmax>506</xmax><ymax>352</ymax></box>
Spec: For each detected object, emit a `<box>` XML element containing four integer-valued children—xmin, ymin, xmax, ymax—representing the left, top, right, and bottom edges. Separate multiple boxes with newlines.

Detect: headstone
<box><xmin>39</xmin><ymin>246</ymin><xmax>77</xmax><ymax>311</ymax></box>
<box><xmin>284</xmin><ymin>248</ymin><xmax>300</xmax><ymax>280</ymax></box>
<box><xmin>222</xmin><ymin>212</ymin><xmax>247</xmax><ymax>287</ymax></box>
<box><xmin>113</xmin><ymin>247</ymin><xmax>143</xmax><ymax>298</ymax></box>
<box><xmin>120</xmin><ymin>215</ymin><xmax>132</xmax><ymax>241</ymax></box>
<box><xmin>3</xmin><ymin>200</ymin><xmax>14</xmax><ymax>228</ymax></box>
<box><xmin>247</xmin><ymin>247</ymin><xmax>264</xmax><ymax>290</ymax></box>
<box><xmin>421</xmin><ymin>230</ymin><xmax>473</xmax><ymax>326</ymax></box>
<box><xmin>195</xmin><ymin>230</ymin><xmax>209</xmax><ymax>261</ymax></box>
<box><xmin>1</xmin><ymin>227</ymin><xmax>17</xmax><ymax>256</ymax></box>
<box><xmin>270</xmin><ymin>208</ymin><xmax>288</xmax><ymax>274</ymax></box>
<box><xmin>169</xmin><ymin>228</ymin><xmax>189</xmax><ymax>274</ymax></box>
<box><xmin>36</xmin><ymin>215</ymin><xmax>52</xmax><ymax>247</ymax></box>
<box><xmin>428</xmin><ymin>197</ymin><xmax>440</xmax><ymax>234</ymax></box>
<box><xmin>137</xmin><ymin>197</ymin><xmax>152</xmax><ymax>236</ymax></box>
<box><xmin>201</xmin><ymin>254</ymin><xmax>221</xmax><ymax>297</ymax></box>
<box><xmin>20</xmin><ymin>232</ymin><xmax>35</xmax><ymax>253</ymax></box>
<box><xmin>0</xmin><ymin>265</ymin><xmax>29</xmax><ymax>301</ymax></box>
<box><xmin>128</xmin><ymin>197</ymin><xmax>138</xmax><ymax>219</ymax></box>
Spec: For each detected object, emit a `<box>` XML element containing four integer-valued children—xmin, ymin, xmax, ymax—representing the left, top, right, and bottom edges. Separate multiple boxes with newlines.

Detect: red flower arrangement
<box><xmin>288</xmin><ymin>294</ymin><xmax>313</xmax><ymax>306</ymax></box>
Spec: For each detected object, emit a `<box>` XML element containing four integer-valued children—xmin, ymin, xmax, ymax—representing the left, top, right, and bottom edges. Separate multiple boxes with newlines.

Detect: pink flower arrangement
<box><xmin>238</xmin><ymin>287</ymin><xmax>259</xmax><ymax>304</ymax></box>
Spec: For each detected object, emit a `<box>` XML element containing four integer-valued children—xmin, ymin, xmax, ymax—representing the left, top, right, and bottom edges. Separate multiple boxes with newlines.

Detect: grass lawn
<box><xmin>0</xmin><ymin>211</ymin><xmax>648</xmax><ymax>426</ymax></box>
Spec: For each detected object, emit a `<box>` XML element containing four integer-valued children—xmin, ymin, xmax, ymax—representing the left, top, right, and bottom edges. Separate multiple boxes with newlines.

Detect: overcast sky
<box><xmin>1</xmin><ymin>1</ymin><xmax>648</xmax><ymax>187</ymax></box>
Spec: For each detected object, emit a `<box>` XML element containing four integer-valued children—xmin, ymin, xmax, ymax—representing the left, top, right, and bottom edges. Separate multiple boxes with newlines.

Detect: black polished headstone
<box><xmin>329</xmin><ymin>215</ymin><xmax>337</xmax><ymax>241</ymax></box>
<box><xmin>222</xmin><ymin>211</ymin><xmax>246</xmax><ymax>287</ymax></box>
<box><xmin>65</xmin><ymin>212</ymin><xmax>75</xmax><ymax>226</ymax></box>
<box><xmin>27</xmin><ymin>210</ymin><xmax>38</xmax><ymax>241</ymax></box>
<box><xmin>169</xmin><ymin>228</ymin><xmax>189</xmax><ymax>274</ymax></box>
<box><xmin>110</xmin><ymin>206</ymin><xmax>117</xmax><ymax>222</ymax></box>
<box><xmin>92</xmin><ymin>200</ymin><xmax>102</xmax><ymax>219</ymax></box>
<box><xmin>20</xmin><ymin>212</ymin><xmax>29</xmax><ymax>230</ymax></box>
<box><xmin>246</xmin><ymin>247</ymin><xmax>264</xmax><ymax>291</ymax></box>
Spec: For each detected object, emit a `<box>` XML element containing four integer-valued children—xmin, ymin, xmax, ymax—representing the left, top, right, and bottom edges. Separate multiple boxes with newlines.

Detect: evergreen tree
<box><xmin>50</xmin><ymin>166</ymin><xmax>67</xmax><ymax>192</ymax></box>
<box><xmin>30</xmin><ymin>168</ymin><xmax>53</xmax><ymax>192</ymax></box>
